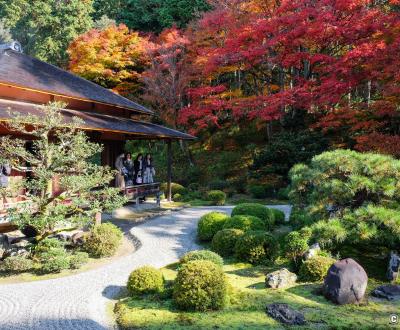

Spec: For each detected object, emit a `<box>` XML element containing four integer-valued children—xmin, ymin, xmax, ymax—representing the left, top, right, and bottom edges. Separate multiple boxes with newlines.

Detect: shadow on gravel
<box><xmin>102</xmin><ymin>285</ymin><xmax>129</xmax><ymax>300</ymax></box>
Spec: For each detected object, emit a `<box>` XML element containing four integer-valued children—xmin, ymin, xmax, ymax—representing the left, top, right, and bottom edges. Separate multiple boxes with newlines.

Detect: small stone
<box><xmin>265</xmin><ymin>268</ymin><xmax>297</xmax><ymax>289</ymax></box>
<box><xmin>371</xmin><ymin>285</ymin><xmax>400</xmax><ymax>301</ymax></box>
<box><xmin>387</xmin><ymin>251</ymin><xmax>400</xmax><ymax>282</ymax></box>
<box><xmin>71</xmin><ymin>231</ymin><xmax>86</xmax><ymax>246</ymax></box>
<box><xmin>4</xmin><ymin>230</ymin><xmax>25</xmax><ymax>245</ymax></box>
<box><xmin>266</xmin><ymin>303</ymin><xmax>306</xmax><ymax>326</ymax></box>
<box><xmin>323</xmin><ymin>258</ymin><xmax>368</xmax><ymax>305</ymax></box>
<box><xmin>303</xmin><ymin>243</ymin><xmax>321</xmax><ymax>260</ymax></box>
<box><xmin>11</xmin><ymin>239</ymin><xmax>31</xmax><ymax>248</ymax></box>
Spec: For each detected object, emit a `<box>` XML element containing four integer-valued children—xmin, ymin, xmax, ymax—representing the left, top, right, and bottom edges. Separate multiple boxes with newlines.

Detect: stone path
<box><xmin>0</xmin><ymin>205</ymin><xmax>291</xmax><ymax>330</ymax></box>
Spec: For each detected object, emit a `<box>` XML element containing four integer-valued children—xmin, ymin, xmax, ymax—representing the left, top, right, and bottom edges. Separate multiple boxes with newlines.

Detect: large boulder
<box><xmin>323</xmin><ymin>258</ymin><xmax>368</xmax><ymax>305</ymax></box>
<box><xmin>371</xmin><ymin>285</ymin><xmax>400</xmax><ymax>301</ymax></box>
<box><xmin>265</xmin><ymin>268</ymin><xmax>297</xmax><ymax>289</ymax></box>
<box><xmin>387</xmin><ymin>252</ymin><xmax>400</xmax><ymax>282</ymax></box>
<box><xmin>266</xmin><ymin>303</ymin><xmax>306</xmax><ymax>326</ymax></box>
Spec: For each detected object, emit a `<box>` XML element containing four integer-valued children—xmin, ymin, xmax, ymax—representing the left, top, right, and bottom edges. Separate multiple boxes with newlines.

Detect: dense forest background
<box><xmin>1</xmin><ymin>0</ymin><xmax>399</xmax><ymax>196</ymax></box>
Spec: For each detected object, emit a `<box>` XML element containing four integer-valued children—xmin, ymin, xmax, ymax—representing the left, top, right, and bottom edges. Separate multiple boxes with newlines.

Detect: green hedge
<box><xmin>231</xmin><ymin>203</ymin><xmax>275</xmax><ymax>230</ymax></box>
<box><xmin>270</xmin><ymin>208</ymin><xmax>286</xmax><ymax>225</ymax></box>
<box><xmin>197</xmin><ymin>212</ymin><xmax>229</xmax><ymax>241</ymax></box>
<box><xmin>234</xmin><ymin>230</ymin><xmax>278</xmax><ymax>264</ymax></box>
<box><xmin>299</xmin><ymin>255</ymin><xmax>336</xmax><ymax>282</ymax></box>
<box><xmin>211</xmin><ymin>229</ymin><xmax>244</xmax><ymax>257</ymax></box>
<box><xmin>223</xmin><ymin>215</ymin><xmax>264</xmax><ymax>232</ymax></box>
<box><xmin>84</xmin><ymin>223</ymin><xmax>123</xmax><ymax>257</ymax></box>
<box><xmin>173</xmin><ymin>260</ymin><xmax>227</xmax><ymax>311</ymax></box>
<box><xmin>207</xmin><ymin>190</ymin><xmax>226</xmax><ymax>206</ymax></box>
<box><xmin>180</xmin><ymin>250</ymin><xmax>223</xmax><ymax>267</ymax></box>
<box><xmin>127</xmin><ymin>266</ymin><xmax>164</xmax><ymax>296</ymax></box>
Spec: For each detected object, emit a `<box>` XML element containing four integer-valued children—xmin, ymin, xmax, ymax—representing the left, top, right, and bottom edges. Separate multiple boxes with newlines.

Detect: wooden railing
<box><xmin>123</xmin><ymin>183</ymin><xmax>162</xmax><ymax>206</ymax></box>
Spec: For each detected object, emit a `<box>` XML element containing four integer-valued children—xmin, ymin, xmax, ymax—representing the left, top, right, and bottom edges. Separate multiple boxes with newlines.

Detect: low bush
<box><xmin>206</xmin><ymin>190</ymin><xmax>226</xmax><ymax>206</ymax></box>
<box><xmin>289</xmin><ymin>208</ymin><xmax>314</xmax><ymax>229</ymax></box>
<box><xmin>234</xmin><ymin>231</ymin><xmax>278</xmax><ymax>264</ymax></box>
<box><xmin>39</xmin><ymin>248</ymin><xmax>70</xmax><ymax>273</ymax></box>
<box><xmin>0</xmin><ymin>256</ymin><xmax>34</xmax><ymax>274</ymax></box>
<box><xmin>211</xmin><ymin>229</ymin><xmax>244</xmax><ymax>257</ymax></box>
<box><xmin>127</xmin><ymin>266</ymin><xmax>164</xmax><ymax>296</ymax></box>
<box><xmin>284</xmin><ymin>231</ymin><xmax>309</xmax><ymax>270</ymax></box>
<box><xmin>180</xmin><ymin>250</ymin><xmax>223</xmax><ymax>267</ymax></box>
<box><xmin>270</xmin><ymin>208</ymin><xmax>286</xmax><ymax>225</ymax></box>
<box><xmin>248</xmin><ymin>185</ymin><xmax>267</xmax><ymax>198</ymax></box>
<box><xmin>173</xmin><ymin>260</ymin><xmax>227</xmax><ymax>311</ymax></box>
<box><xmin>69</xmin><ymin>252</ymin><xmax>89</xmax><ymax>269</ymax></box>
<box><xmin>84</xmin><ymin>223</ymin><xmax>123</xmax><ymax>258</ymax></box>
<box><xmin>34</xmin><ymin>238</ymin><xmax>64</xmax><ymax>256</ymax></box>
<box><xmin>277</xmin><ymin>186</ymin><xmax>290</xmax><ymax>200</ymax></box>
<box><xmin>223</xmin><ymin>215</ymin><xmax>264</xmax><ymax>232</ymax></box>
<box><xmin>173</xmin><ymin>193</ymin><xmax>183</xmax><ymax>202</ymax></box>
<box><xmin>299</xmin><ymin>255</ymin><xmax>336</xmax><ymax>282</ymax></box>
<box><xmin>197</xmin><ymin>212</ymin><xmax>229</xmax><ymax>241</ymax></box>
<box><xmin>231</xmin><ymin>203</ymin><xmax>275</xmax><ymax>229</ymax></box>
<box><xmin>160</xmin><ymin>182</ymin><xmax>186</xmax><ymax>196</ymax></box>
<box><xmin>182</xmin><ymin>191</ymin><xmax>203</xmax><ymax>202</ymax></box>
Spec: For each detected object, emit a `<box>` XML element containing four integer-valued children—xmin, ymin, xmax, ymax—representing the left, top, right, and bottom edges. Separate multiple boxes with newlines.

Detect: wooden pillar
<box><xmin>167</xmin><ymin>139</ymin><xmax>172</xmax><ymax>202</ymax></box>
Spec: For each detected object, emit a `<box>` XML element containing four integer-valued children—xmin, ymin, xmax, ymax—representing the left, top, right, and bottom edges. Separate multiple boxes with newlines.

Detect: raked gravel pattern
<box><xmin>0</xmin><ymin>205</ymin><xmax>291</xmax><ymax>330</ymax></box>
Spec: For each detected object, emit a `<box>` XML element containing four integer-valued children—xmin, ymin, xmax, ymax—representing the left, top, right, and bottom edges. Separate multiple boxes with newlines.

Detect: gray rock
<box><xmin>266</xmin><ymin>268</ymin><xmax>297</xmax><ymax>289</ymax></box>
<box><xmin>323</xmin><ymin>258</ymin><xmax>368</xmax><ymax>305</ymax></box>
<box><xmin>71</xmin><ymin>231</ymin><xmax>86</xmax><ymax>246</ymax></box>
<box><xmin>387</xmin><ymin>251</ymin><xmax>400</xmax><ymax>282</ymax></box>
<box><xmin>266</xmin><ymin>303</ymin><xmax>306</xmax><ymax>325</ymax></box>
<box><xmin>303</xmin><ymin>243</ymin><xmax>321</xmax><ymax>260</ymax></box>
<box><xmin>371</xmin><ymin>285</ymin><xmax>400</xmax><ymax>301</ymax></box>
<box><xmin>4</xmin><ymin>230</ymin><xmax>25</xmax><ymax>245</ymax></box>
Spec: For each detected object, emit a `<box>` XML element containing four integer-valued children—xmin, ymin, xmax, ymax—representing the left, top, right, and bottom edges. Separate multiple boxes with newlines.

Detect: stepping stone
<box><xmin>266</xmin><ymin>303</ymin><xmax>306</xmax><ymax>325</ymax></box>
<box><xmin>371</xmin><ymin>285</ymin><xmax>400</xmax><ymax>301</ymax></box>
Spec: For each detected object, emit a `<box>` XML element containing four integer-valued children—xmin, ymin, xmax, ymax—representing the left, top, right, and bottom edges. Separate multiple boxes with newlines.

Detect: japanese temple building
<box><xmin>0</xmin><ymin>41</ymin><xmax>195</xmax><ymax>201</ymax></box>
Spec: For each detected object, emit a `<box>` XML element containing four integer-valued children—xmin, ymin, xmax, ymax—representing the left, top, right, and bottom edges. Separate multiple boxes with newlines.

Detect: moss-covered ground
<box><xmin>114</xmin><ymin>259</ymin><xmax>399</xmax><ymax>330</ymax></box>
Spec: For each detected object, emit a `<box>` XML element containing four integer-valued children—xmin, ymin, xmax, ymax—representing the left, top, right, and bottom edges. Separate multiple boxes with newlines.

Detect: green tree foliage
<box><xmin>0</xmin><ymin>19</ymin><xmax>12</xmax><ymax>43</ymax></box>
<box><xmin>0</xmin><ymin>102</ymin><xmax>127</xmax><ymax>240</ymax></box>
<box><xmin>119</xmin><ymin>0</ymin><xmax>211</xmax><ymax>33</ymax></box>
<box><xmin>289</xmin><ymin>150</ymin><xmax>400</xmax><ymax>251</ymax></box>
<box><xmin>251</xmin><ymin>130</ymin><xmax>329</xmax><ymax>182</ymax></box>
<box><xmin>0</xmin><ymin>0</ymin><xmax>93</xmax><ymax>65</ymax></box>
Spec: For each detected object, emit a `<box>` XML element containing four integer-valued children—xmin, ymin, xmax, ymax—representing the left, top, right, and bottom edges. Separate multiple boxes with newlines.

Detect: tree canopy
<box><xmin>0</xmin><ymin>0</ymin><xmax>93</xmax><ymax>66</ymax></box>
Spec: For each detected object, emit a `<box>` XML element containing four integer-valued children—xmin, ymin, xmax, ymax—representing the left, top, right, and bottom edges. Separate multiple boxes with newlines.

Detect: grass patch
<box><xmin>115</xmin><ymin>259</ymin><xmax>399</xmax><ymax>329</ymax></box>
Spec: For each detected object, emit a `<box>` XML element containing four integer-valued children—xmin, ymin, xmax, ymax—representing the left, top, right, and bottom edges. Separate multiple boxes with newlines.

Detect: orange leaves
<box><xmin>68</xmin><ymin>24</ymin><xmax>149</xmax><ymax>97</ymax></box>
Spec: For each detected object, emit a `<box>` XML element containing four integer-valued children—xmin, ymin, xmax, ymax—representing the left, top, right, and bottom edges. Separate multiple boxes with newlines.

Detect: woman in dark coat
<box><xmin>122</xmin><ymin>153</ymin><xmax>135</xmax><ymax>186</ymax></box>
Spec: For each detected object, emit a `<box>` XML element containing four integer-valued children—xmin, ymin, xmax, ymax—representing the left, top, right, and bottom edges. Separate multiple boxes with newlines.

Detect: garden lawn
<box><xmin>115</xmin><ymin>260</ymin><xmax>399</xmax><ymax>329</ymax></box>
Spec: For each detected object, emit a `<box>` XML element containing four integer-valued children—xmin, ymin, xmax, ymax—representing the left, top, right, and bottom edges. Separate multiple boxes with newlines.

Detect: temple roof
<box><xmin>0</xmin><ymin>48</ymin><xmax>153</xmax><ymax>115</ymax></box>
<box><xmin>0</xmin><ymin>98</ymin><xmax>195</xmax><ymax>140</ymax></box>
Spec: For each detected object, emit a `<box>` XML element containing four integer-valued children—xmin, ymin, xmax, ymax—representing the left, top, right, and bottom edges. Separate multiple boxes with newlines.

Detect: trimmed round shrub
<box><xmin>197</xmin><ymin>212</ymin><xmax>229</xmax><ymax>241</ymax></box>
<box><xmin>299</xmin><ymin>255</ymin><xmax>336</xmax><ymax>282</ymax></box>
<box><xmin>248</xmin><ymin>185</ymin><xmax>267</xmax><ymax>198</ymax></box>
<box><xmin>173</xmin><ymin>260</ymin><xmax>227</xmax><ymax>311</ymax></box>
<box><xmin>234</xmin><ymin>230</ymin><xmax>279</xmax><ymax>264</ymax></box>
<box><xmin>271</xmin><ymin>208</ymin><xmax>286</xmax><ymax>225</ymax></box>
<box><xmin>39</xmin><ymin>248</ymin><xmax>70</xmax><ymax>273</ymax></box>
<box><xmin>180</xmin><ymin>250</ymin><xmax>223</xmax><ymax>267</ymax></box>
<box><xmin>207</xmin><ymin>190</ymin><xmax>226</xmax><ymax>206</ymax></box>
<box><xmin>211</xmin><ymin>229</ymin><xmax>244</xmax><ymax>257</ymax></box>
<box><xmin>223</xmin><ymin>215</ymin><xmax>264</xmax><ymax>232</ymax></box>
<box><xmin>160</xmin><ymin>182</ymin><xmax>186</xmax><ymax>195</ymax></box>
<box><xmin>127</xmin><ymin>266</ymin><xmax>164</xmax><ymax>296</ymax></box>
<box><xmin>69</xmin><ymin>252</ymin><xmax>89</xmax><ymax>269</ymax></box>
<box><xmin>173</xmin><ymin>193</ymin><xmax>183</xmax><ymax>202</ymax></box>
<box><xmin>231</xmin><ymin>203</ymin><xmax>275</xmax><ymax>229</ymax></box>
<box><xmin>34</xmin><ymin>238</ymin><xmax>64</xmax><ymax>256</ymax></box>
<box><xmin>84</xmin><ymin>223</ymin><xmax>123</xmax><ymax>257</ymax></box>
<box><xmin>284</xmin><ymin>231</ymin><xmax>309</xmax><ymax>269</ymax></box>
<box><xmin>0</xmin><ymin>256</ymin><xmax>34</xmax><ymax>274</ymax></box>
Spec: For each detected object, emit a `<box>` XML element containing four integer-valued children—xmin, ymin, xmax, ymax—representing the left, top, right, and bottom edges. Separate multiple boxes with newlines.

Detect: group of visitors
<box><xmin>115</xmin><ymin>153</ymin><xmax>155</xmax><ymax>187</ymax></box>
